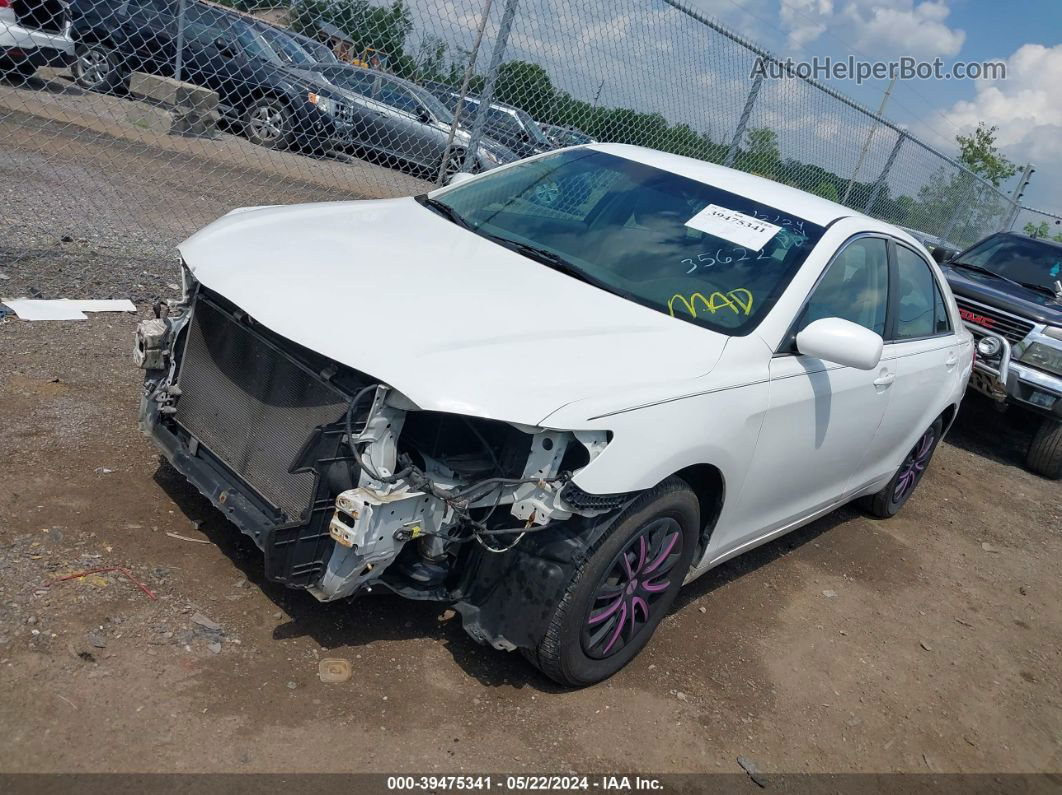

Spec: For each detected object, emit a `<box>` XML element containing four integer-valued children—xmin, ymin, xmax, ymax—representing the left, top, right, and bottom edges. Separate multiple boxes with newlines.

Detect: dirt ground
<box><xmin>0</xmin><ymin>308</ymin><xmax>1059</xmax><ymax>776</ymax></box>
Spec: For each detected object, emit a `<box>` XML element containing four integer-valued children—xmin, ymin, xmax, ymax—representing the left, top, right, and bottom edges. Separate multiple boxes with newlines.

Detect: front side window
<box><xmin>895</xmin><ymin>244</ymin><xmax>945</xmax><ymax>340</ymax></box>
<box><xmin>424</xmin><ymin>149</ymin><xmax>825</xmax><ymax>336</ymax></box>
<box><xmin>798</xmin><ymin>237</ymin><xmax>889</xmax><ymax>336</ymax></box>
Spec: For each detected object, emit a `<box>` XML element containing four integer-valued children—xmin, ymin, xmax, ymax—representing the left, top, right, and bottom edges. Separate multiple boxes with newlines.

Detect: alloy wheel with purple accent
<box><xmin>581</xmin><ymin>517</ymin><xmax>684</xmax><ymax>659</ymax></box>
<box><xmin>893</xmin><ymin>428</ymin><xmax>936</xmax><ymax>503</ymax></box>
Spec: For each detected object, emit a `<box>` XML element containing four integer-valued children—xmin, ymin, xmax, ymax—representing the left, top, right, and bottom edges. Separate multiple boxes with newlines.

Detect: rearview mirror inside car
<box><xmin>796</xmin><ymin>318</ymin><xmax>883</xmax><ymax>370</ymax></box>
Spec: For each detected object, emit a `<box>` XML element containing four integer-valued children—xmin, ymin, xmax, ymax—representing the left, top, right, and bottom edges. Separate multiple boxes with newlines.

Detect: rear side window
<box><xmin>799</xmin><ymin>237</ymin><xmax>889</xmax><ymax>336</ymax></box>
<box><xmin>932</xmin><ymin>279</ymin><xmax>952</xmax><ymax>334</ymax></box>
<box><xmin>895</xmin><ymin>244</ymin><xmax>947</xmax><ymax>339</ymax></box>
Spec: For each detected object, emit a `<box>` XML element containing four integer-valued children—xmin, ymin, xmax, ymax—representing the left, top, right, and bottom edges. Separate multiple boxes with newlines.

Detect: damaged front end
<box><xmin>135</xmin><ymin>267</ymin><xmax>625</xmax><ymax>649</ymax></box>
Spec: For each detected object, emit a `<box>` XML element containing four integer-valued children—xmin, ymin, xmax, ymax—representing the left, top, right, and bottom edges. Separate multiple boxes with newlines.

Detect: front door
<box><xmin>714</xmin><ymin>235</ymin><xmax>894</xmax><ymax>559</ymax></box>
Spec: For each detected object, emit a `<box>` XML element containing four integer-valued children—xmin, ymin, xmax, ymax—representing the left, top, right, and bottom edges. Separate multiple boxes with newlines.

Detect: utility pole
<box><xmin>1003</xmin><ymin>163</ymin><xmax>1035</xmax><ymax>232</ymax></box>
<box><xmin>842</xmin><ymin>76</ymin><xmax>896</xmax><ymax>205</ymax></box>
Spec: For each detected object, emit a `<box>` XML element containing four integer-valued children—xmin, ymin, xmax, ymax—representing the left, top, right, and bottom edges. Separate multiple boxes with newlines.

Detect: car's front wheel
<box><xmin>72</xmin><ymin>42</ymin><xmax>125</xmax><ymax>92</ymax></box>
<box><xmin>523</xmin><ymin>477</ymin><xmax>699</xmax><ymax>687</ymax></box>
<box><xmin>859</xmin><ymin>417</ymin><xmax>943</xmax><ymax>518</ymax></box>
<box><xmin>244</xmin><ymin>97</ymin><xmax>293</xmax><ymax>150</ymax></box>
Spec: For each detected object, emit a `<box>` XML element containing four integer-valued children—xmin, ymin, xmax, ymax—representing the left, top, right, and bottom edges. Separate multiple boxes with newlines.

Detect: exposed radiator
<box><xmin>173</xmin><ymin>296</ymin><xmax>349</xmax><ymax>522</ymax></box>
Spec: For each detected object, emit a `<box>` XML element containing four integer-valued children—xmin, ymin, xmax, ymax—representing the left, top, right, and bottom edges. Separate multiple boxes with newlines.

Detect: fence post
<box><xmin>864</xmin><ymin>132</ymin><xmax>905</xmax><ymax>216</ymax></box>
<box><xmin>723</xmin><ymin>71</ymin><xmax>762</xmax><ymax>168</ymax></box>
<box><xmin>461</xmin><ymin>0</ymin><xmax>520</xmax><ymax>173</ymax></box>
<box><xmin>173</xmin><ymin>0</ymin><xmax>188</xmax><ymax>84</ymax></box>
<box><xmin>435</xmin><ymin>0</ymin><xmax>495</xmax><ymax>185</ymax></box>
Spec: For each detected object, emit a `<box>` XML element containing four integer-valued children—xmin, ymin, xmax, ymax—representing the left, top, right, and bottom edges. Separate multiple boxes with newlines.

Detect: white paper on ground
<box><xmin>2</xmin><ymin>300</ymin><xmax>88</xmax><ymax>320</ymax></box>
<box><xmin>2</xmin><ymin>298</ymin><xmax>136</xmax><ymax>320</ymax></box>
<box><xmin>62</xmin><ymin>299</ymin><xmax>137</xmax><ymax>313</ymax></box>
<box><xmin>685</xmin><ymin>204</ymin><xmax>782</xmax><ymax>251</ymax></box>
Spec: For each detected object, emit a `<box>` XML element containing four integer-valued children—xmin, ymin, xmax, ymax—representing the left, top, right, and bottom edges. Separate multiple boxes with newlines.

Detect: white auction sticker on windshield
<box><xmin>685</xmin><ymin>205</ymin><xmax>782</xmax><ymax>250</ymax></box>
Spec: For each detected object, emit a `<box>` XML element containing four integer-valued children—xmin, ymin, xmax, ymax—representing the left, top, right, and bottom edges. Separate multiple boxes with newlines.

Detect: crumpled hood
<box><xmin>178</xmin><ymin>198</ymin><xmax>727</xmax><ymax>426</ymax></box>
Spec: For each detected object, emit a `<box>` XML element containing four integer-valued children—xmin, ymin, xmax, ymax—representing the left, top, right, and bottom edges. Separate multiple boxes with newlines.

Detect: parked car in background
<box><xmin>313</xmin><ymin>64</ymin><xmax>516</xmax><ymax>174</ymax></box>
<box><xmin>540</xmin><ymin>122</ymin><xmax>596</xmax><ymax>147</ymax></box>
<box><xmin>934</xmin><ymin>232</ymin><xmax>1062</xmax><ymax>478</ymax></box>
<box><xmin>136</xmin><ymin>144</ymin><xmax>972</xmax><ymax>686</ymax></box>
<box><xmin>901</xmin><ymin>226</ymin><xmax>961</xmax><ymax>264</ymax></box>
<box><xmin>425</xmin><ymin>85</ymin><xmax>554</xmax><ymax>158</ymax></box>
<box><xmin>0</xmin><ymin>0</ymin><xmax>74</xmax><ymax>80</ymax></box>
<box><xmin>68</xmin><ymin>0</ymin><xmax>359</xmax><ymax>151</ymax></box>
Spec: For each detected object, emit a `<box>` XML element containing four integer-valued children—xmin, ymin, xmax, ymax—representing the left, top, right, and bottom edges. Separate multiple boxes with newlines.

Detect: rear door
<box><xmin>861</xmin><ymin>241</ymin><xmax>965</xmax><ymax>480</ymax></box>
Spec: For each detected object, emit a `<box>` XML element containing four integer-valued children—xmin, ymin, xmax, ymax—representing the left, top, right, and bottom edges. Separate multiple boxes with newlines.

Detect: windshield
<box><xmin>258</xmin><ymin>26</ymin><xmax>315</xmax><ymax>66</ymax></box>
<box><xmin>230</xmin><ymin>20</ymin><xmax>282</xmax><ymax>65</ymax></box>
<box><xmin>513</xmin><ymin>107</ymin><xmax>551</xmax><ymax>145</ymax></box>
<box><xmin>957</xmin><ymin>235</ymin><xmax>1062</xmax><ymax>291</ymax></box>
<box><xmin>428</xmin><ymin>149</ymin><xmax>824</xmax><ymax>335</ymax></box>
<box><xmin>298</xmin><ymin>36</ymin><xmax>339</xmax><ymax>64</ymax></box>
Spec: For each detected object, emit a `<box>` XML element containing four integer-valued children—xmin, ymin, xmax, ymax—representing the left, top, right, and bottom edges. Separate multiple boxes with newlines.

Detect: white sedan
<box><xmin>137</xmin><ymin>144</ymin><xmax>973</xmax><ymax>686</ymax></box>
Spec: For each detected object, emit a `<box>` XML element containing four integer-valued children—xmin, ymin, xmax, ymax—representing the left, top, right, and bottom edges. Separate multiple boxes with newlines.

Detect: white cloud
<box><xmin>780</xmin><ymin>0</ymin><xmax>834</xmax><ymax>50</ymax></box>
<box><xmin>843</xmin><ymin>0</ymin><xmax>964</xmax><ymax>58</ymax></box>
<box><xmin>776</xmin><ymin>0</ymin><xmax>965</xmax><ymax>59</ymax></box>
<box><xmin>944</xmin><ymin>44</ymin><xmax>1062</xmax><ymax>192</ymax></box>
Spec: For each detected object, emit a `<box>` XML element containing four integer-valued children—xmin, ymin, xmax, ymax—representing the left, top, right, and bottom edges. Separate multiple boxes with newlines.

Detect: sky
<box><xmin>401</xmin><ymin>0</ymin><xmax>1062</xmax><ymax>218</ymax></box>
<box><xmin>685</xmin><ymin>0</ymin><xmax>1062</xmax><ymax>213</ymax></box>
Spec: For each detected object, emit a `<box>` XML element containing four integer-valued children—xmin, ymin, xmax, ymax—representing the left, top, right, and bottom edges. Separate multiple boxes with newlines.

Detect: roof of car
<box><xmin>585</xmin><ymin>143</ymin><xmax>866</xmax><ymax>227</ymax></box>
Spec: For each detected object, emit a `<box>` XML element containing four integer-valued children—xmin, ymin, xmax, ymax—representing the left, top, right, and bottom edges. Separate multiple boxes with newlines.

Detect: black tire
<box><xmin>523</xmin><ymin>477</ymin><xmax>699</xmax><ymax>687</ymax></box>
<box><xmin>243</xmin><ymin>96</ymin><xmax>293</xmax><ymax>150</ymax></box>
<box><xmin>858</xmin><ymin>417</ymin><xmax>944</xmax><ymax>518</ymax></box>
<box><xmin>1026</xmin><ymin>418</ymin><xmax>1062</xmax><ymax>480</ymax></box>
<box><xmin>71</xmin><ymin>41</ymin><xmax>126</xmax><ymax>93</ymax></box>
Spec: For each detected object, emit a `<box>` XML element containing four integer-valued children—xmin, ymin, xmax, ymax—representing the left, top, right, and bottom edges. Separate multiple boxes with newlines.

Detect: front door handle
<box><xmin>873</xmin><ymin>372</ymin><xmax>895</xmax><ymax>387</ymax></box>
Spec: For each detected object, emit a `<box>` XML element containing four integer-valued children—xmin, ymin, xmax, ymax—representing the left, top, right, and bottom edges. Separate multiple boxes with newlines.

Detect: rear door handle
<box><xmin>945</xmin><ymin>352</ymin><xmax>958</xmax><ymax>368</ymax></box>
<box><xmin>873</xmin><ymin>372</ymin><xmax>895</xmax><ymax>387</ymax></box>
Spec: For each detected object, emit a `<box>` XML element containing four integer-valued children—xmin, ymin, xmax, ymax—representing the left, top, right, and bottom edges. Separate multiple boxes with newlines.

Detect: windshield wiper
<box><xmin>1015</xmin><ymin>280</ymin><xmax>1061</xmax><ymax>299</ymax></box>
<box><xmin>481</xmin><ymin>235</ymin><xmax>594</xmax><ymax>285</ymax></box>
<box><xmin>950</xmin><ymin>261</ymin><xmax>1025</xmax><ymax>289</ymax></box>
<box><xmin>415</xmin><ymin>195</ymin><xmax>474</xmax><ymax>231</ymax></box>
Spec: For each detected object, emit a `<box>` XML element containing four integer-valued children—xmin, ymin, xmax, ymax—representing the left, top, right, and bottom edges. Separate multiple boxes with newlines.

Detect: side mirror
<box><xmin>445</xmin><ymin>171</ymin><xmax>476</xmax><ymax>187</ymax></box>
<box><xmin>796</xmin><ymin>318</ymin><xmax>883</xmax><ymax>370</ymax></box>
<box><xmin>418</xmin><ymin>108</ymin><xmax>432</xmax><ymax>124</ymax></box>
<box><xmin>930</xmin><ymin>246</ymin><xmax>948</xmax><ymax>264</ymax></box>
<box><xmin>214</xmin><ymin>38</ymin><xmax>237</xmax><ymax>59</ymax></box>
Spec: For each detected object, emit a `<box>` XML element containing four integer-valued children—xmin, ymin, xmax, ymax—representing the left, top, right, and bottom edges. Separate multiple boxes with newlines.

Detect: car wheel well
<box><xmin>672</xmin><ymin>463</ymin><xmax>724</xmax><ymax>557</ymax></box>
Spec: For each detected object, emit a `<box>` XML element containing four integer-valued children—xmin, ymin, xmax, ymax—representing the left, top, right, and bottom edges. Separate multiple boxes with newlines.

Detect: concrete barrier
<box><xmin>128</xmin><ymin>73</ymin><xmax>220</xmax><ymax>138</ymax></box>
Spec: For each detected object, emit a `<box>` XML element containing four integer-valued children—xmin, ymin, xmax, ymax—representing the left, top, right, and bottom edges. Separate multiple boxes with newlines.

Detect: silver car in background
<box><xmin>316</xmin><ymin>65</ymin><xmax>517</xmax><ymax>175</ymax></box>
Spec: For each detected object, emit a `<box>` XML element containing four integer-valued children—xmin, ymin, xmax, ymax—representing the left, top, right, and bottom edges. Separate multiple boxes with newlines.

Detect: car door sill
<box><xmin>686</xmin><ymin>498</ymin><xmax>847</xmax><ymax>582</ymax></box>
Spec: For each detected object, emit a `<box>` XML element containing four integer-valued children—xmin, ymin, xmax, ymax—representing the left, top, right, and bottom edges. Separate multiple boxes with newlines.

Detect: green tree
<box><xmin>1025</xmin><ymin>221</ymin><xmax>1050</xmax><ymax>239</ymax></box>
<box><xmin>957</xmin><ymin>122</ymin><xmax>1017</xmax><ymax>188</ymax></box>
<box><xmin>494</xmin><ymin>61</ymin><xmax>555</xmax><ymax>118</ymax></box>
<box><xmin>812</xmin><ymin>180</ymin><xmax>840</xmax><ymax>202</ymax></box>
<box><xmin>741</xmin><ymin>127</ymin><xmax>780</xmax><ymax>177</ymax></box>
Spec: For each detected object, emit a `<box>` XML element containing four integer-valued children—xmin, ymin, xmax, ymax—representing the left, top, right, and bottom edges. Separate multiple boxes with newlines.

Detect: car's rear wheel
<box><xmin>523</xmin><ymin>477</ymin><xmax>699</xmax><ymax>687</ymax></box>
<box><xmin>244</xmin><ymin>97</ymin><xmax>293</xmax><ymax>149</ymax></box>
<box><xmin>72</xmin><ymin>42</ymin><xmax>125</xmax><ymax>92</ymax></box>
<box><xmin>859</xmin><ymin>417</ymin><xmax>943</xmax><ymax>518</ymax></box>
<box><xmin>1026</xmin><ymin>418</ymin><xmax>1062</xmax><ymax>480</ymax></box>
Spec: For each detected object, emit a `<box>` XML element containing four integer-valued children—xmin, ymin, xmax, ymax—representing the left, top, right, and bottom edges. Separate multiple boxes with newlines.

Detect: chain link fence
<box><xmin>0</xmin><ymin>0</ymin><xmax>1048</xmax><ymax>285</ymax></box>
